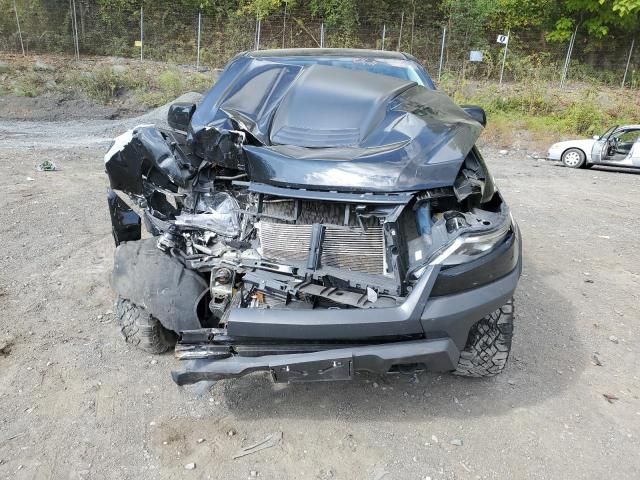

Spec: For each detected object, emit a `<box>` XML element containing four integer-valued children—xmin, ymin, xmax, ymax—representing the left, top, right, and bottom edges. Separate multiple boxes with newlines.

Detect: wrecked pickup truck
<box><xmin>105</xmin><ymin>49</ymin><xmax>521</xmax><ymax>385</ymax></box>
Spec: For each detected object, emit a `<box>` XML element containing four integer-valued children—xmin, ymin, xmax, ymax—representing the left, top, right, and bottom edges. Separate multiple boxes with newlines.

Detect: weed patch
<box><xmin>448</xmin><ymin>79</ymin><xmax>640</xmax><ymax>147</ymax></box>
<box><xmin>76</xmin><ymin>67</ymin><xmax>141</xmax><ymax>104</ymax></box>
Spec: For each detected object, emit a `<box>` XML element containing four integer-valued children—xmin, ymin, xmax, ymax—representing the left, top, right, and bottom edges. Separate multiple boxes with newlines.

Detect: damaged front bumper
<box><xmin>171</xmin><ymin>228</ymin><xmax>521</xmax><ymax>385</ymax></box>
<box><xmin>172</xmin><ymin>339</ymin><xmax>460</xmax><ymax>384</ymax></box>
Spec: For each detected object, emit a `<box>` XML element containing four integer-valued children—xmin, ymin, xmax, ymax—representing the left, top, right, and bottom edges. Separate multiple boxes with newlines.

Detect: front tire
<box><xmin>453</xmin><ymin>300</ymin><xmax>514</xmax><ymax>377</ymax></box>
<box><xmin>115</xmin><ymin>297</ymin><xmax>176</xmax><ymax>354</ymax></box>
<box><xmin>561</xmin><ymin>148</ymin><xmax>586</xmax><ymax>168</ymax></box>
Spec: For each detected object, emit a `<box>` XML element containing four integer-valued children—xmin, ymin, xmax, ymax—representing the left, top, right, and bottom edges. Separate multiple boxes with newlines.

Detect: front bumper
<box><xmin>547</xmin><ymin>147</ymin><xmax>563</xmax><ymax>161</ymax></box>
<box><xmin>171</xmin><ymin>227</ymin><xmax>522</xmax><ymax>384</ymax></box>
<box><xmin>172</xmin><ymin>339</ymin><xmax>459</xmax><ymax>385</ymax></box>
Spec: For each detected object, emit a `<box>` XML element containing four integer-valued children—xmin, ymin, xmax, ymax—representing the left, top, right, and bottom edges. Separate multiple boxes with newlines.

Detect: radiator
<box><xmin>258</xmin><ymin>222</ymin><xmax>385</xmax><ymax>275</ymax></box>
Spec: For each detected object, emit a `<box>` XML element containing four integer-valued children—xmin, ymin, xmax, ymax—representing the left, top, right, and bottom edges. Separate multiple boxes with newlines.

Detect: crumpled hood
<box><xmin>189</xmin><ymin>57</ymin><xmax>483</xmax><ymax>192</ymax></box>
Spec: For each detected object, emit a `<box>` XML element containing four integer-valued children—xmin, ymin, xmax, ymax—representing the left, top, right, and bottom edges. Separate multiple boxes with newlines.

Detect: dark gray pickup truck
<box><xmin>104</xmin><ymin>48</ymin><xmax>521</xmax><ymax>385</ymax></box>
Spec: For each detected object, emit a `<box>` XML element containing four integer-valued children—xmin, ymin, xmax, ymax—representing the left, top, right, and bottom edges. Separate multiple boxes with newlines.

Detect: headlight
<box><xmin>412</xmin><ymin>214</ymin><xmax>512</xmax><ymax>278</ymax></box>
<box><xmin>430</xmin><ymin>216</ymin><xmax>512</xmax><ymax>266</ymax></box>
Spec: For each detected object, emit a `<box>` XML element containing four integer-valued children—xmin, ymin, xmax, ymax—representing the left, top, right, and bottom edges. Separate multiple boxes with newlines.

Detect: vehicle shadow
<box><xmin>588</xmin><ymin>165</ymin><xmax>640</xmax><ymax>175</ymax></box>
<box><xmin>220</xmin><ymin>258</ymin><xmax>585</xmax><ymax>421</ymax></box>
<box><xmin>548</xmin><ymin>162</ymin><xmax>640</xmax><ymax>175</ymax></box>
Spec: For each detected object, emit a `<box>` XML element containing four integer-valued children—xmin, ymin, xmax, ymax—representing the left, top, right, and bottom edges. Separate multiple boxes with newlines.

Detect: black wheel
<box><xmin>561</xmin><ymin>148</ymin><xmax>586</xmax><ymax>168</ymax></box>
<box><xmin>454</xmin><ymin>299</ymin><xmax>514</xmax><ymax>377</ymax></box>
<box><xmin>115</xmin><ymin>297</ymin><xmax>176</xmax><ymax>354</ymax></box>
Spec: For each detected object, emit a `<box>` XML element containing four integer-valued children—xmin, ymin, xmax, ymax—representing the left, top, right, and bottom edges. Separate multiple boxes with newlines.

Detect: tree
<box><xmin>548</xmin><ymin>0</ymin><xmax>640</xmax><ymax>41</ymax></box>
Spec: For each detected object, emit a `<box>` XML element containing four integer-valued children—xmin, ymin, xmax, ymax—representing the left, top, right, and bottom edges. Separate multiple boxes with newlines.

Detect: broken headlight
<box><xmin>413</xmin><ymin>213</ymin><xmax>513</xmax><ymax>277</ymax></box>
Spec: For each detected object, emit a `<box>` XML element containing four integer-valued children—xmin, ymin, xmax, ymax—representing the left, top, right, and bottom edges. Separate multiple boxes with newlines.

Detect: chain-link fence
<box><xmin>1</xmin><ymin>1</ymin><xmax>638</xmax><ymax>88</ymax></box>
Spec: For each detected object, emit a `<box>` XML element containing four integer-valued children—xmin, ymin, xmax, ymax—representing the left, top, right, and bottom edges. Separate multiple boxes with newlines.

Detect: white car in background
<box><xmin>548</xmin><ymin>124</ymin><xmax>640</xmax><ymax>169</ymax></box>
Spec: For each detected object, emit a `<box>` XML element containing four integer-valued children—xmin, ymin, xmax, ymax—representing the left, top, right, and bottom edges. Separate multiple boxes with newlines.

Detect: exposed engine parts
<box><xmin>106</xmin><ymin>123</ymin><xmax>509</xmax><ymax>332</ymax></box>
<box><xmin>105</xmin><ymin>59</ymin><xmax>512</xmax><ymax>335</ymax></box>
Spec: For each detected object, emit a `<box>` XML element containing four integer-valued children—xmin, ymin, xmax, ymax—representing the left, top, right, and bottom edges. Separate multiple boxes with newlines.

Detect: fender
<box><xmin>110</xmin><ymin>238</ymin><xmax>207</xmax><ymax>332</ymax></box>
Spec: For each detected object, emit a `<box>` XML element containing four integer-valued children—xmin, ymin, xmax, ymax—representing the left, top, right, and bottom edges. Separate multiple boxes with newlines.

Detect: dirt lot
<box><xmin>0</xmin><ymin>103</ymin><xmax>639</xmax><ymax>480</ymax></box>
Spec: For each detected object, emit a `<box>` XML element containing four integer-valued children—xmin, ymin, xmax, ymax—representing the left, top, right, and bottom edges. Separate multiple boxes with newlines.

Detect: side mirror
<box><xmin>461</xmin><ymin>105</ymin><xmax>487</xmax><ymax>127</ymax></box>
<box><xmin>592</xmin><ymin>135</ymin><xmax>600</xmax><ymax>140</ymax></box>
<box><xmin>168</xmin><ymin>103</ymin><xmax>196</xmax><ymax>132</ymax></box>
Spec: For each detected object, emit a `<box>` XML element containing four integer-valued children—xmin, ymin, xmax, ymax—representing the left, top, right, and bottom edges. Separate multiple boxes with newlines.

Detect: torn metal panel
<box><xmin>107</xmin><ymin>189</ymin><xmax>141</xmax><ymax>245</ymax></box>
<box><xmin>198</xmin><ymin>127</ymin><xmax>246</xmax><ymax>170</ymax></box>
<box><xmin>105</xmin><ymin>126</ymin><xmax>199</xmax><ymax>195</ymax></box>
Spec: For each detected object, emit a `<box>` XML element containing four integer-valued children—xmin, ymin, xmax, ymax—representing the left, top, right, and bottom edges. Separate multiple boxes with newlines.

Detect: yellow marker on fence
<box><xmin>134</xmin><ymin>40</ymin><xmax>142</xmax><ymax>47</ymax></box>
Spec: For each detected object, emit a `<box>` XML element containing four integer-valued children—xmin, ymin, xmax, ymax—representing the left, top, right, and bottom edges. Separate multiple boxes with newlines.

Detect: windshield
<box><xmin>259</xmin><ymin>56</ymin><xmax>433</xmax><ymax>88</ymax></box>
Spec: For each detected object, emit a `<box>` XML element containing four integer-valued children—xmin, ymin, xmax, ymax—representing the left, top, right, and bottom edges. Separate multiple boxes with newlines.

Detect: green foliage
<box><xmin>492</xmin><ymin>0</ymin><xmax>555</xmax><ymax>28</ymax></box>
<box><xmin>77</xmin><ymin>67</ymin><xmax>140</xmax><ymax>104</ymax></box>
<box><xmin>453</xmin><ymin>82</ymin><xmax>556</xmax><ymax>116</ymax></box>
<box><xmin>241</xmin><ymin>0</ymin><xmax>290</xmax><ymax>18</ymax></box>
<box><xmin>548</xmin><ymin>0</ymin><xmax>640</xmax><ymax>41</ymax></box>
<box><xmin>547</xmin><ymin>17</ymin><xmax>575</xmax><ymax>42</ymax></box>
<box><xmin>157</xmin><ymin>70</ymin><xmax>183</xmax><ymax>96</ymax></box>
<box><xmin>309</xmin><ymin>0</ymin><xmax>357</xmax><ymax>30</ymax></box>
<box><xmin>1</xmin><ymin>0</ymin><xmax>637</xmax><ymax>91</ymax></box>
<box><xmin>562</xmin><ymin>99</ymin><xmax>604</xmax><ymax>135</ymax></box>
<box><xmin>613</xmin><ymin>0</ymin><xmax>640</xmax><ymax>15</ymax></box>
<box><xmin>136</xmin><ymin>68</ymin><xmax>213</xmax><ymax>107</ymax></box>
<box><xmin>1</xmin><ymin>57</ymin><xmax>215</xmax><ymax>106</ymax></box>
<box><xmin>454</xmin><ymin>80</ymin><xmax>639</xmax><ymax>147</ymax></box>
<box><xmin>67</xmin><ymin>65</ymin><xmax>211</xmax><ymax>106</ymax></box>
<box><xmin>13</xmin><ymin>71</ymin><xmax>47</xmax><ymax>97</ymax></box>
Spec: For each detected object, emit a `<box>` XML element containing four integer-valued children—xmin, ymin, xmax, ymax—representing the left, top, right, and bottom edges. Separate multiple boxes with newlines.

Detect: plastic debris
<box><xmin>36</xmin><ymin>160</ymin><xmax>57</xmax><ymax>172</ymax></box>
<box><xmin>232</xmin><ymin>431</ymin><xmax>282</xmax><ymax>459</ymax></box>
<box><xmin>591</xmin><ymin>353</ymin><xmax>603</xmax><ymax>366</ymax></box>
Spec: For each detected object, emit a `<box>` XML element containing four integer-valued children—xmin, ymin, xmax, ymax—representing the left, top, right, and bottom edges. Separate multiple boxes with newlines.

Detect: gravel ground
<box><xmin>0</xmin><ymin>109</ymin><xmax>639</xmax><ymax>480</ymax></box>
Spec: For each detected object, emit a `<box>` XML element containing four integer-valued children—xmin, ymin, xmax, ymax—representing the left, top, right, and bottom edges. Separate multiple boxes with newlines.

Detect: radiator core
<box><xmin>258</xmin><ymin>223</ymin><xmax>385</xmax><ymax>275</ymax></box>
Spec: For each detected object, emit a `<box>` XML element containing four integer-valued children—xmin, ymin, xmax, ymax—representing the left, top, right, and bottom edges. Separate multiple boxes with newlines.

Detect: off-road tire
<box><xmin>453</xmin><ymin>299</ymin><xmax>514</xmax><ymax>377</ymax></box>
<box><xmin>115</xmin><ymin>297</ymin><xmax>176</xmax><ymax>354</ymax></box>
<box><xmin>561</xmin><ymin>148</ymin><xmax>586</xmax><ymax>168</ymax></box>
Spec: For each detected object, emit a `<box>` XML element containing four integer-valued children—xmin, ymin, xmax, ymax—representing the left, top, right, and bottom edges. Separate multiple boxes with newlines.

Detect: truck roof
<box><xmin>245</xmin><ymin>48</ymin><xmax>410</xmax><ymax>60</ymax></box>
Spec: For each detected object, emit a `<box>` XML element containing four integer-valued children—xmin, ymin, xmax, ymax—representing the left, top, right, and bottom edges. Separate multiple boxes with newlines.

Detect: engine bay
<box><xmin>105</xmin><ymin>125</ymin><xmax>510</xmax><ymax>329</ymax></box>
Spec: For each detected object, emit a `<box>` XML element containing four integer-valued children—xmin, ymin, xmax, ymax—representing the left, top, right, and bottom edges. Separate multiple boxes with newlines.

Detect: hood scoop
<box><xmin>270</xmin><ymin>64</ymin><xmax>414</xmax><ymax>148</ymax></box>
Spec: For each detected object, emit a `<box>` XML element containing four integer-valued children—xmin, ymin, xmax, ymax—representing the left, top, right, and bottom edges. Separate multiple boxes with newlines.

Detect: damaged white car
<box><xmin>548</xmin><ymin>124</ymin><xmax>640</xmax><ymax>169</ymax></box>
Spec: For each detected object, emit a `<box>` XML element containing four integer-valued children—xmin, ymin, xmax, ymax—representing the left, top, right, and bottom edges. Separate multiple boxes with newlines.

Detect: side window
<box><xmin>609</xmin><ymin>128</ymin><xmax>640</xmax><ymax>157</ymax></box>
<box><xmin>616</xmin><ymin>130</ymin><xmax>639</xmax><ymax>143</ymax></box>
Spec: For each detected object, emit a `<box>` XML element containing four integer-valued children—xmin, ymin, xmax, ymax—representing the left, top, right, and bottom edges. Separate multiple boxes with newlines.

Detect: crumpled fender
<box><xmin>104</xmin><ymin>126</ymin><xmax>200</xmax><ymax>195</ymax></box>
<box><xmin>110</xmin><ymin>238</ymin><xmax>207</xmax><ymax>332</ymax></box>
